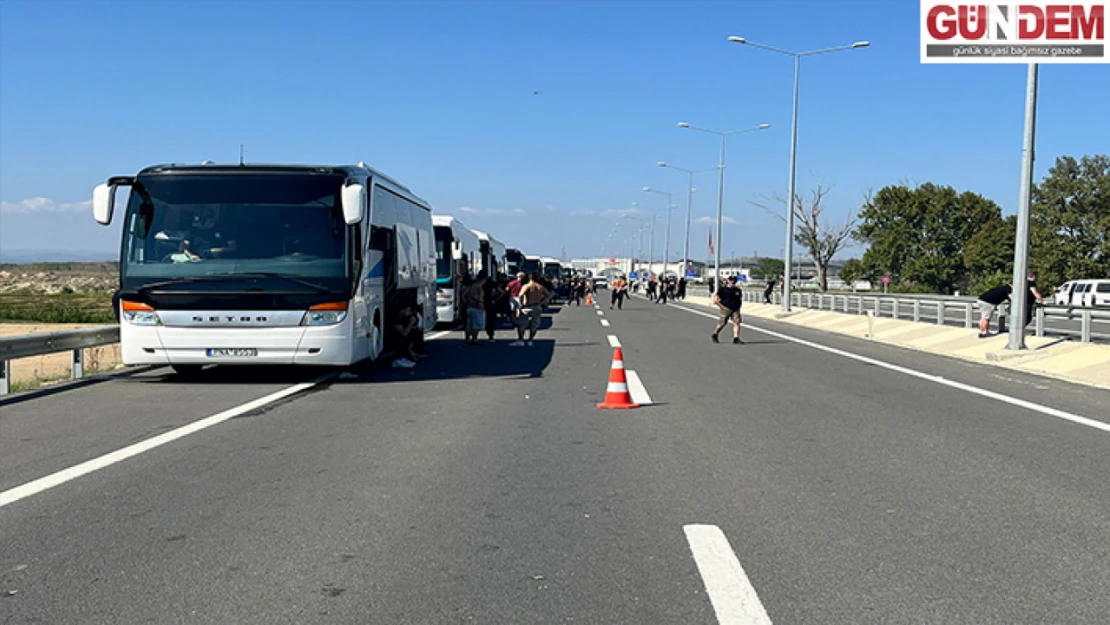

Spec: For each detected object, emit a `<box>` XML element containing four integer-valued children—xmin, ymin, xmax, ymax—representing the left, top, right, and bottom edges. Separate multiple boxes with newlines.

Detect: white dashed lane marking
<box><xmin>684</xmin><ymin>524</ymin><xmax>773</xmax><ymax>624</ymax></box>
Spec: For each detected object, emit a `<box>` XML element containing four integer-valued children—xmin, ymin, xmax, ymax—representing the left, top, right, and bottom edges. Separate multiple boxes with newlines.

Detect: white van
<box><xmin>1054</xmin><ymin>279</ymin><xmax>1110</xmax><ymax>307</ymax></box>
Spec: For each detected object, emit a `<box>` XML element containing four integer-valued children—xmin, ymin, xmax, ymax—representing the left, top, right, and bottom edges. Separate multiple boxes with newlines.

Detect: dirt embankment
<box><xmin>1</xmin><ymin>263</ymin><xmax>123</xmax><ymax>389</ymax></box>
<box><xmin>0</xmin><ymin>262</ymin><xmax>118</xmax><ymax>295</ymax></box>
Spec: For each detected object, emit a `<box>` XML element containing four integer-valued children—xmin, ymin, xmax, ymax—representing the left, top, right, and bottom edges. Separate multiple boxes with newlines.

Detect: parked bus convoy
<box><xmin>91</xmin><ymin>160</ymin><xmax>562</xmax><ymax>374</ymax></box>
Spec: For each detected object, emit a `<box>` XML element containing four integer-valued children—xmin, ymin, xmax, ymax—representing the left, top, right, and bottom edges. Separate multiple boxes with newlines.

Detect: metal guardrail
<box><xmin>0</xmin><ymin>325</ymin><xmax>120</xmax><ymax>395</ymax></box>
<box><xmin>742</xmin><ymin>289</ymin><xmax>1110</xmax><ymax>343</ymax></box>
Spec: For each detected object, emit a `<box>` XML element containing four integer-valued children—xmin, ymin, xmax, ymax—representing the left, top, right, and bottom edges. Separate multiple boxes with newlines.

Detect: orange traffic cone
<box><xmin>597</xmin><ymin>347</ymin><xmax>639</xmax><ymax>409</ymax></box>
<box><xmin>586</xmin><ymin>292</ymin><xmax>594</xmax><ymax>306</ymax></box>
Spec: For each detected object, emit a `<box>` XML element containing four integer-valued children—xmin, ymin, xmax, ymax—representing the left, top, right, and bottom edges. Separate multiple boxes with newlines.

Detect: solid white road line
<box><xmin>0</xmin><ymin>374</ymin><xmax>332</xmax><ymax>508</ymax></box>
<box><xmin>684</xmin><ymin>524</ymin><xmax>773</xmax><ymax>625</ymax></box>
<box><xmin>607</xmin><ymin>335</ymin><xmax>621</xmax><ymax>348</ymax></box>
<box><xmin>626</xmin><ymin>370</ymin><xmax>653</xmax><ymax>406</ymax></box>
<box><xmin>0</xmin><ymin>331</ymin><xmax>455</xmax><ymax>509</ymax></box>
<box><xmin>670</xmin><ymin>303</ymin><xmax>1110</xmax><ymax>435</ymax></box>
<box><xmin>600</xmin><ymin>319</ymin><xmax>611</xmax><ymax>327</ymax></box>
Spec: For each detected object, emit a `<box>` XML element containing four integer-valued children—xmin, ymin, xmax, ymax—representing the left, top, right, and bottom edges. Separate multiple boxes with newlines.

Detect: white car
<box><xmin>1054</xmin><ymin>279</ymin><xmax>1110</xmax><ymax>307</ymax></box>
<box><xmin>592</xmin><ymin>277</ymin><xmax>609</xmax><ymax>290</ymax></box>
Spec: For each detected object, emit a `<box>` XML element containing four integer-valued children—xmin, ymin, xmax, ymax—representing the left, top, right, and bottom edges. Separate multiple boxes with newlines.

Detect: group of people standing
<box><xmin>976</xmin><ymin>272</ymin><xmax>1045</xmax><ymax>338</ymax></box>
<box><xmin>458</xmin><ymin>271</ymin><xmax>552</xmax><ymax>347</ymax></box>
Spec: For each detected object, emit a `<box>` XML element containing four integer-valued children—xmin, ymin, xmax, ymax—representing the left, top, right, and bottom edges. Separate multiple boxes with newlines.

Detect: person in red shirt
<box><xmin>505</xmin><ymin>272</ymin><xmax>525</xmax><ymax>321</ymax></box>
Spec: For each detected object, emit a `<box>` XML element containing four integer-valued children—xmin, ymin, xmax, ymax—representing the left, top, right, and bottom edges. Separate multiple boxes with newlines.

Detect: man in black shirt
<box><xmin>976</xmin><ymin>272</ymin><xmax>1044</xmax><ymax>338</ymax></box>
<box><xmin>712</xmin><ymin>275</ymin><xmax>744</xmax><ymax>344</ymax></box>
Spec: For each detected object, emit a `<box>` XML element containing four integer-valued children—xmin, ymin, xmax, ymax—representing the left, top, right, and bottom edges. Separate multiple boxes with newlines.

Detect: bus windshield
<box><xmin>434</xmin><ymin>226</ymin><xmax>453</xmax><ymax>280</ymax></box>
<box><xmin>522</xmin><ymin>258</ymin><xmax>541</xmax><ymax>275</ymax></box>
<box><xmin>120</xmin><ymin>173</ymin><xmax>350</xmax><ymax>283</ymax></box>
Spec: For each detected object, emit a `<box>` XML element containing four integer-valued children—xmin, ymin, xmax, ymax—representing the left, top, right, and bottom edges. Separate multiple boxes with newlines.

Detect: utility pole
<box><xmin>1007</xmin><ymin>63</ymin><xmax>1039</xmax><ymax>351</ymax></box>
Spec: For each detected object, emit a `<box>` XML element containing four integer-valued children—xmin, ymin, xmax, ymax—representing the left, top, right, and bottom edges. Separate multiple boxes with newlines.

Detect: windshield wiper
<box><xmin>204</xmin><ymin>272</ymin><xmax>332</xmax><ymax>293</ymax></box>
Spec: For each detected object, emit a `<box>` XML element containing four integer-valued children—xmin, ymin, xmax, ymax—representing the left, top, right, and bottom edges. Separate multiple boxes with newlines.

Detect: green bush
<box><xmin>968</xmin><ymin>270</ymin><xmax>1012</xmax><ymax>298</ymax></box>
<box><xmin>0</xmin><ymin>293</ymin><xmax>115</xmax><ymax>324</ymax></box>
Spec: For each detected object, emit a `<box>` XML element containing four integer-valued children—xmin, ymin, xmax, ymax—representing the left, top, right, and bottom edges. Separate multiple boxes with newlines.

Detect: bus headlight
<box><xmin>121</xmin><ymin>301</ymin><xmax>161</xmax><ymax>326</ymax></box>
<box><xmin>300</xmin><ymin>301</ymin><xmax>349</xmax><ymax>326</ymax></box>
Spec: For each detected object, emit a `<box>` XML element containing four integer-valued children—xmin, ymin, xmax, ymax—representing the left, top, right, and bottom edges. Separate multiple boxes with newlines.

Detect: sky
<box><xmin>1</xmin><ymin>0</ymin><xmax>1108</xmax><ymax>263</ymax></box>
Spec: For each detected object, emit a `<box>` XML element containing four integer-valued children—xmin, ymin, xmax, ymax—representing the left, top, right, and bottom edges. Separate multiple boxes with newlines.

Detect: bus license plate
<box><xmin>206</xmin><ymin>348</ymin><xmax>258</xmax><ymax>357</ymax></box>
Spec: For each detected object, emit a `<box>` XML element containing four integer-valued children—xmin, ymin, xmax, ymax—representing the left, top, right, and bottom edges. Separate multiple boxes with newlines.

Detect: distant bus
<box><xmin>432</xmin><ymin>215</ymin><xmax>480</xmax><ymax>325</ymax></box>
<box><xmin>522</xmin><ymin>255</ymin><xmax>543</xmax><ymax>277</ymax></box>
<box><xmin>541</xmin><ymin>258</ymin><xmax>563</xmax><ymax>282</ymax></box>
<box><xmin>505</xmin><ymin>248</ymin><xmax>525</xmax><ymax>276</ymax></box>
<box><xmin>472</xmin><ymin>229</ymin><xmax>506</xmax><ymax>280</ymax></box>
<box><xmin>91</xmin><ymin>162</ymin><xmax>436</xmax><ymax>375</ymax></box>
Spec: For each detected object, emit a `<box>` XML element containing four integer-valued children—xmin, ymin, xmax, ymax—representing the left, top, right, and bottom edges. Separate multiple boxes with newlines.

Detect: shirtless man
<box><xmin>511</xmin><ymin>272</ymin><xmax>551</xmax><ymax>347</ymax></box>
<box><xmin>610</xmin><ymin>275</ymin><xmax>628</xmax><ymax>310</ymax></box>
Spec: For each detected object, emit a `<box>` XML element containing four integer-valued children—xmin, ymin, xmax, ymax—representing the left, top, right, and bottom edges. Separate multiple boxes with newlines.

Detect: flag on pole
<box><xmin>708</xmin><ymin>228</ymin><xmax>714</xmax><ymax>255</ymax></box>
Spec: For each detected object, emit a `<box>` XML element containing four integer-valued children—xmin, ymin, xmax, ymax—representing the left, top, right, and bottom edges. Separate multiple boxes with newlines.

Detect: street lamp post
<box><xmin>659</xmin><ymin>161</ymin><xmax>716</xmax><ymax>284</ymax></box>
<box><xmin>677</xmin><ymin>122</ymin><xmax>771</xmax><ymax>293</ymax></box>
<box><xmin>1007</xmin><ymin>63</ymin><xmax>1039</xmax><ymax>351</ymax></box>
<box><xmin>729</xmin><ymin>35</ymin><xmax>869</xmax><ymax>312</ymax></box>
<box><xmin>644</xmin><ymin>188</ymin><xmax>675</xmax><ymax>279</ymax></box>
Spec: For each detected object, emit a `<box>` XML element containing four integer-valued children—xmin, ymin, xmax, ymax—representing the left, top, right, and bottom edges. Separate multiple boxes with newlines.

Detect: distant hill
<box><xmin>0</xmin><ymin>249</ymin><xmax>117</xmax><ymax>264</ymax></box>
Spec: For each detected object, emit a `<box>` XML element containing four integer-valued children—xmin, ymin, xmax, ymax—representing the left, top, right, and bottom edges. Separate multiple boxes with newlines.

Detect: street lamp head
<box><xmin>657</xmin><ymin>161</ymin><xmax>667</xmax><ymax>167</ymax></box>
<box><xmin>728</xmin><ymin>36</ymin><xmax>746</xmax><ymax>43</ymax></box>
<box><xmin>758</xmin><ymin>123</ymin><xmax>771</xmax><ymax>129</ymax></box>
<box><xmin>852</xmin><ymin>41</ymin><xmax>870</xmax><ymax>48</ymax></box>
<box><xmin>677</xmin><ymin>122</ymin><xmax>690</xmax><ymax>128</ymax></box>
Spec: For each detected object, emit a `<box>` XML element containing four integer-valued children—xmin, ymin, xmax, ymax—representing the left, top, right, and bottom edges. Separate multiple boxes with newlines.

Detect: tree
<box><xmin>854</xmin><ymin>182</ymin><xmax>1002</xmax><ymax>293</ymax></box>
<box><xmin>1030</xmin><ymin>154</ymin><xmax>1110</xmax><ymax>290</ymax></box>
<box><xmin>837</xmin><ymin>258</ymin><xmax>866</xmax><ymax>290</ymax></box>
<box><xmin>753</xmin><ymin>185</ymin><xmax>857</xmax><ymax>292</ymax></box>
<box><xmin>754</xmin><ymin>257</ymin><xmax>784</xmax><ymax>281</ymax></box>
<box><xmin>963</xmin><ymin>214</ymin><xmax>1016</xmax><ymax>293</ymax></box>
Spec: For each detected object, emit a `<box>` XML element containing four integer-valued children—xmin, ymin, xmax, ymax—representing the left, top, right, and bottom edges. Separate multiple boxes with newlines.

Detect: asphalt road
<box><xmin>1</xmin><ymin>294</ymin><xmax>1108</xmax><ymax>624</ymax></box>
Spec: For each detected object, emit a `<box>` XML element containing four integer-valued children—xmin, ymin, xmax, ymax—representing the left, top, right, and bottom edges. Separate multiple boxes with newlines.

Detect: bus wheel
<box><xmin>171</xmin><ymin>364</ymin><xmax>204</xmax><ymax>378</ymax></box>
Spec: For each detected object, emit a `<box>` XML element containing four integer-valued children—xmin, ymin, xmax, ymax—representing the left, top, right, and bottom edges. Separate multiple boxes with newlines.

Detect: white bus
<box><xmin>431</xmin><ymin>215</ymin><xmax>480</xmax><ymax>325</ymax></box>
<box><xmin>522</xmin><ymin>255</ymin><xmax>543</xmax><ymax>278</ymax></box>
<box><xmin>91</xmin><ymin>162</ymin><xmax>437</xmax><ymax>375</ymax></box>
<box><xmin>472</xmin><ymin>230</ymin><xmax>506</xmax><ymax>280</ymax></box>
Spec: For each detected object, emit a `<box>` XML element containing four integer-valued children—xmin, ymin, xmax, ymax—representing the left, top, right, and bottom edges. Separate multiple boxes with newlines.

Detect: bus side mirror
<box><xmin>341</xmin><ymin>182</ymin><xmax>365</xmax><ymax>225</ymax></box>
<box><xmin>92</xmin><ymin>183</ymin><xmax>115</xmax><ymax>225</ymax></box>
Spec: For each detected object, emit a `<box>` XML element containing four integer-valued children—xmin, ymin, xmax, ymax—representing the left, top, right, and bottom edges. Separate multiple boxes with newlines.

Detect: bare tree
<box><xmin>751</xmin><ymin>184</ymin><xmax>858</xmax><ymax>292</ymax></box>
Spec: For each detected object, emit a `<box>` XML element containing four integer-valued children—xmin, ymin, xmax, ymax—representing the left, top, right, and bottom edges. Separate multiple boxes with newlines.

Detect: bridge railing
<box><xmin>742</xmin><ymin>289</ymin><xmax>1109</xmax><ymax>344</ymax></box>
<box><xmin>0</xmin><ymin>325</ymin><xmax>120</xmax><ymax>395</ymax></box>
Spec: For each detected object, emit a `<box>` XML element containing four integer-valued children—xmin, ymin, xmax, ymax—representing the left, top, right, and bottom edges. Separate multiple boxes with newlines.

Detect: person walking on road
<box><xmin>610</xmin><ymin>275</ymin><xmax>628</xmax><ymax>310</ymax></box>
<box><xmin>511</xmin><ymin>272</ymin><xmax>550</xmax><ymax>347</ymax></box>
<box><xmin>460</xmin><ymin>273</ymin><xmax>488</xmax><ymax>346</ymax></box>
<box><xmin>656</xmin><ymin>277</ymin><xmax>669</xmax><ymax>305</ymax></box>
<box><xmin>712</xmin><ymin>275</ymin><xmax>744</xmax><ymax>344</ymax></box>
<box><xmin>763</xmin><ymin>275</ymin><xmax>778</xmax><ymax>304</ymax></box>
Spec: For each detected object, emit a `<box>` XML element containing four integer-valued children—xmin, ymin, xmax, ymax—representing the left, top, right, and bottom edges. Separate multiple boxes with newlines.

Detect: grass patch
<box><xmin>6</xmin><ymin>365</ymin><xmax>118</xmax><ymax>394</ymax></box>
<box><xmin>0</xmin><ymin>292</ymin><xmax>116</xmax><ymax>324</ymax></box>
